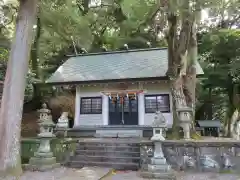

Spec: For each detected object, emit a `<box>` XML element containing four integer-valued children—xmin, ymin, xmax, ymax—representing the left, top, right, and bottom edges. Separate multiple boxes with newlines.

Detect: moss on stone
<box><xmin>190</xmin><ymin>132</ymin><xmax>202</xmax><ymax>140</ymax></box>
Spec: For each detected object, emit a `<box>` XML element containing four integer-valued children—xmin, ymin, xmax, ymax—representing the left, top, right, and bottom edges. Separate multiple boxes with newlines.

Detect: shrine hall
<box><xmin>46</xmin><ymin>48</ymin><xmax>204</xmax><ymax>136</ymax></box>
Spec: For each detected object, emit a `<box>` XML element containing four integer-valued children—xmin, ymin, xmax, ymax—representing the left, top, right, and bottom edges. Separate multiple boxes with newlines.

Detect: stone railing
<box><xmin>140</xmin><ymin>140</ymin><xmax>240</xmax><ymax>172</ymax></box>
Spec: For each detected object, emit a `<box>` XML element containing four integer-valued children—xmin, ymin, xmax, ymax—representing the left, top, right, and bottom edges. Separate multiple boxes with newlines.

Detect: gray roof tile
<box><xmin>46</xmin><ymin>48</ymin><xmax>204</xmax><ymax>83</ymax></box>
<box><xmin>197</xmin><ymin>120</ymin><xmax>221</xmax><ymax>128</ymax></box>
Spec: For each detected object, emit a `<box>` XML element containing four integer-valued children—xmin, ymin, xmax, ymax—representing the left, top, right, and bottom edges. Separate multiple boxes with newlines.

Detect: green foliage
<box><xmin>40</xmin><ymin>0</ymin><xmax>93</xmax><ymax>53</ymax></box>
<box><xmin>24</xmin><ymin>72</ymin><xmax>36</xmax><ymax>101</ymax></box>
<box><xmin>37</xmin><ymin>0</ymin><xmax>166</xmax><ymax>81</ymax></box>
<box><xmin>199</xmin><ymin>30</ymin><xmax>240</xmax><ymax>88</ymax></box>
<box><xmin>1</xmin><ymin>0</ymin><xmax>239</xmax><ymax>109</ymax></box>
<box><xmin>197</xmin><ymin>29</ymin><xmax>240</xmax><ymax>121</ymax></box>
<box><xmin>0</xmin><ymin>44</ymin><xmax>39</xmax><ymax>101</ymax></box>
<box><xmin>0</xmin><ymin>46</ymin><xmax>8</xmax><ymax>80</ymax></box>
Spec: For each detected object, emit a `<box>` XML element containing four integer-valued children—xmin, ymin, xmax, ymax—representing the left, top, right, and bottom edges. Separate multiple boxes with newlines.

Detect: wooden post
<box><xmin>0</xmin><ymin>0</ymin><xmax>38</xmax><ymax>177</ymax></box>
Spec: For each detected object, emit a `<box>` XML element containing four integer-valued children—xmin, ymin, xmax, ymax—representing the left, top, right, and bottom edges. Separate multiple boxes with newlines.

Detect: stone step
<box><xmin>95</xmin><ymin>130</ymin><xmax>143</xmax><ymax>138</ymax></box>
<box><xmin>75</xmin><ymin>149</ymin><xmax>140</xmax><ymax>157</ymax></box>
<box><xmin>77</xmin><ymin>138</ymin><xmax>141</xmax><ymax>144</ymax></box>
<box><xmin>76</xmin><ymin>145</ymin><xmax>140</xmax><ymax>151</ymax></box>
<box><xmin>69</xmin><ymin>138</ymin><xmax>141</xmax><ymax>170</ymax></box>
<box><xmin>77</xmin><ymin>141</ymin><xmax>140</xmax><ymax>146</ymax></box>
<box><xmin>73</xmin><ymin>154</ymin><xmax>140</xmax><ymax>163</ymax></box>
<box><xmin>68</xmin><ymin>160</ymin><xmax>139</xmax><ymax>170</ymax></box>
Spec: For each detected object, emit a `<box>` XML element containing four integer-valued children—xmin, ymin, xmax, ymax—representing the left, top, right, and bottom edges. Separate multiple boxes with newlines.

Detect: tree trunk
<box><xmin>31</xmin><ymin>16</ymin><xmax>41</xmax><ymax>80</ymax></box>
<box><xmin>207</xmin><ymin>87</ymin><xmax>213</xmax><ymax>119</ymax></box>
<box><xmin>183</xmin><ymin>19</ymin><xmax>198</xmax><ymax>131</ymax></box>
<box><xmin>167</xmin><ymin>1</ymin><xmax>198</xmax><ymax>137</ymax></box>
<box><xmin>227</xmin><ymin>81</ymin><xmax>235</xmax><ymax>137</ymax></box>
<box><xmin>170</xmin><ymin>79</ymin><xmax>188</xmax><ymax>138</ymax></box>
<box><xmin>166</xmin><ymin>13</ymin><xmax>180</xmax><ymax>138</ymax></box>
<box><xmin>0</xmin><ymin>0</ymin><xmax>38</xmax><ymax>177</ymax></box>
<box><xmin>168</xmin><ymin>10</ymin><xmax>192</xmax><ymax>137</ymax></box>
<box><xmin>31</xmin><ymin>14</ymin><xmax>42</xmax><ymax>107</ymax></box>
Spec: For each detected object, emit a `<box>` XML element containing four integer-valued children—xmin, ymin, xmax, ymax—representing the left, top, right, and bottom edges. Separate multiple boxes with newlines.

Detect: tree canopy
<box><xmin>0</xmin><ymin>0</ymin><xmax>239</xmax><ymax>133</ymax></box>
<box><xmin>0</xmin><ymin>0</ymin><xmax>240</xmax><ymax>177</ymax></box>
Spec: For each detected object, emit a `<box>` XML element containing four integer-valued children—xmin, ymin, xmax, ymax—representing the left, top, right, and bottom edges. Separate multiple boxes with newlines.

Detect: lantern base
<box><xmin>139</xmin><ymin>170</ymin><xmax>176</xmax><ymax>180</ymax></box>
<box><xmin>140</xmin><ymin>140</ymin><xmax>176</xmax><ymax>179</ymax></box>
<box><xmin>26</xmin><ymin>156</ymin><xmax>60</xmax><ymax>171</ymax></box>
<box><xmin>34</xmin><ymin>151</ymin><xmax>53</xmax><ymax>158</ymax></box>
<box><xmin>23</xmin><ymin>162</ymin><xmax>60</xmax><ymax>172</ymax></box>
<box><xmin>139</xmin><ymin>155</ymin><xmax>176</xmax><ymax>179</ymax></box>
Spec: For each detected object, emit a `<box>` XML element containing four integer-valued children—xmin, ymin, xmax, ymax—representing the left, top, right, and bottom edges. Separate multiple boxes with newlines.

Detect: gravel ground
<box><xmin>1</xmin><ymin>167</ymin><xmax>111</xmax><ymax>180</ymax></box>
<box><xmin>1</xmin><ymin>168</ymin><xmax>240</xmax><ymax>180</ymax></box>
<box><xmin>176</xmin><ymin>172</ymin><xmax>240</xmax><ymax>180</ymax></box>
<box><xmin>104</xmin><ymin>171</ymin><xmax>240</xmax><ymax>180</ymax></box>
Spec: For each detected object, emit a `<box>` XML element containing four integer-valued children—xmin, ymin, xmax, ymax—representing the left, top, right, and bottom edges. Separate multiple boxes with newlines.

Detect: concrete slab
<box><xmin>59</xmin><ymin>167</ymin><xmax>112</xmax><ymax>180</ymax></box>
<box><xmin>96</xmin><ymin>130</ymin><xmax>142</xmax><ymax>138</ymax></box>
<box><xmin>14</xmin><ymin>167</ymin><xmax>111</xmax><ymax>180</ymax></box>
<box><xmin>102</xmin><ymin>171</ymin><xmax>240</xmax><ymax>180</ymax></box>
<box><xmin>5</xmin><ymin>167</ymin><xmax>239</xmax><ymax>180</ymax></box>
<box><xmin>103</xmin><ymin>171</ymin><xmax>145</xmax><ymax>180</ymax></box>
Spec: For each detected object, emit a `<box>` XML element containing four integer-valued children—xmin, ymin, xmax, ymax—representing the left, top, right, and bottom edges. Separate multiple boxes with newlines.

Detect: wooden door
<box><xmin>108</xmin><ymin>97</ymin><xmax>138</xmax><ymax>125</ymax></box>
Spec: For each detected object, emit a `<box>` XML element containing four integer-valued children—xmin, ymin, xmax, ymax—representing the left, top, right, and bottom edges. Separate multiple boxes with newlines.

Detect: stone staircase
<box><xmin>67</xmin><ymin>139</ymin><xmax>141</xmax><ymax>170</ymax></box>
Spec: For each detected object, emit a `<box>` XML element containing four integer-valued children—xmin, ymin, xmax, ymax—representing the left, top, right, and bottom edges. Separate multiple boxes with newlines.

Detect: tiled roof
<box><xmin>197</xmin><ymin>120</ymin><xmax>221</xmax><ymax>128</ymax></box>
<box><xmin>46</xmin><ymin>48</ymin><xmax>204</xmax><ymax>83</ymax></box>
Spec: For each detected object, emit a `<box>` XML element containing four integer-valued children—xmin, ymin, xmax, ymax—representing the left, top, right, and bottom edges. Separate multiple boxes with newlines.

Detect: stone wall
<box><xmin>140</xmin><ymin>140</ymin><xmax>240</xmax><ymax>172</ymax></box>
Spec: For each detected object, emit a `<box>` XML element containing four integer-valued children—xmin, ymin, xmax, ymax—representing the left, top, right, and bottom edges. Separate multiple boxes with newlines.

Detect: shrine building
<box><xmin>46</xmin><ymin>48</ymin><xmax>204</xmax><ymax>134</ymax></box>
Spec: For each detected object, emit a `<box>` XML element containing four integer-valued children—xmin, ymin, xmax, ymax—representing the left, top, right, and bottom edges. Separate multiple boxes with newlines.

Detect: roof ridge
<box><xmin>66</xmin><ymin>47</ymin><xmax>168</xmax><ymax>57</ymax></box>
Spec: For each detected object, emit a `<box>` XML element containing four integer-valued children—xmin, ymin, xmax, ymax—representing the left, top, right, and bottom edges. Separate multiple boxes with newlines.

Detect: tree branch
<box><xmin>131</xmin><ymin>4</ymin><xmax>162</xmax><ymax>36</ymax></box>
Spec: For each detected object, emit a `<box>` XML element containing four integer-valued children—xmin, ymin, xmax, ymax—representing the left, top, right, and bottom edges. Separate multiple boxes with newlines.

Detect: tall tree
<box><xmin>198</xmin><ymin>30</ymin><xmax>240</xmax><ymax>136</ymax></box>
<box><xmin>157</xmin><ymin>0</ymin><xmax>240</xmax><ymax>137</ymax></box>
<box><xmin>30</xmin><ymin>10</ymin><xmax>42</xmax><ymax>107</ymax></box>
<box><xmin>0</xmin><ymin>0</ymin><xmax>38</xmax><ymax>177</ymax></box>
<box><xmin>163</xmin><ymin>0</ymin><xmax>208</xmax><ymax>137</ymax></box>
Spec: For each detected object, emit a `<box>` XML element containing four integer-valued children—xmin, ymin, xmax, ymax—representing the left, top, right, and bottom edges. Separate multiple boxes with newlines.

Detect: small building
<box><xmin>46</xmin><ymin>48</ymin><xmax>204</xmax><ymax>137</ymax></box>
<box><xmin>195</xmin><ymin>120</ymin><xmax>221</xmax><ymax>137</ymax></box>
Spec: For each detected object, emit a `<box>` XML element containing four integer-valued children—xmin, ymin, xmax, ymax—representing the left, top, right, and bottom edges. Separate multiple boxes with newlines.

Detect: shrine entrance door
<box><xmin>109</xmin><ymin>97</ymin><xmax>138</xmax><ymax>125</ymax></box>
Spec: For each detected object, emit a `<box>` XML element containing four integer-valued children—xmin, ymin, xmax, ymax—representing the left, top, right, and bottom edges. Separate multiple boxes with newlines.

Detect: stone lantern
<box><xmin>176</xmin><ymin>107</ymin><xmax>193</xmax><ymax>140</ymax></box>
<box><xmin>140</xmin><ymin>111</ymin><xmax>176</xmax><ymax>179</ymax></box>
<box><xmin>27</xmin><ymin>103</ymin><xmax>59</xmax><ymax>171</ymax></box>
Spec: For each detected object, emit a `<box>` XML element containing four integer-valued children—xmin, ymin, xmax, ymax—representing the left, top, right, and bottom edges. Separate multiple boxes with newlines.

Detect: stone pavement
<box><xmin>15</xmin><ymin>167</ymin><xmax>111</xmax><ymax>180</ymax></box>
<box><xmin>3</xmin><ymin>167</ymin><xmax>239</xmax><ymax>180</ymax></box>
<box><xmin>58</xmin><ymin>167</ymin><xmax>111</xmax><ymax>180</ymax></box>
<box><xmin>102</xmin><ymin>171</ymin><xmax>240</xmax><ymax>180</ymax></box>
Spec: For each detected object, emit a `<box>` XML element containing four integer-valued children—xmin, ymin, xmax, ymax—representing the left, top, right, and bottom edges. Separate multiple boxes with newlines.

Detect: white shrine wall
<box><xmin>74</xmin><ymin>81</ymin><xmax>173</xmax><ymax>128</ymax></box>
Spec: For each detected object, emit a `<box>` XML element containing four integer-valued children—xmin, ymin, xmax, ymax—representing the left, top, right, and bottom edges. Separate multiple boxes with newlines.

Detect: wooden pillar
<box><xmin>74</xmin><ymin>86</ymin><xmax>81</xmax><ymax>127</ymax></box>
<box><xmin>138</xmin><ymin>92</ymin><xmax>145</xmax><ymax>125</ymax></box>
<box><xmin>0</xmin><ymin>0</ymin><xmax>38</xmax><ymax>175</ymax></box>
<box><xmin>102</xmin><ymin>94</ymin><xmax>109</xmax><ymax>125</ymax></box>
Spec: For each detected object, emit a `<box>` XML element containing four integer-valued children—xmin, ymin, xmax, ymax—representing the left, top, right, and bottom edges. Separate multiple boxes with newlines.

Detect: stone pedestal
<box><xmin>141</xmin><ymin>140</ymin><xmax>176</xmax><ymax>179</ymax></box>
<box><xmin>140</xmin><ymin>111</ymin><xmax>176</xmax><ymax>179</ymax></box>
<box><xmin>140</xmin><ymin>170</ymin><xmax>176</xmax><ymax>180</ymax></box>
<box><xmin>181</xmin><ymin>122</ymin><xmax>191</xmax><ymax>139</ymax></box>
<box><xmin>28</xmin><ymin>156</ymin><xmax>58</xmax><ymax>171</ymax></box>
<box><xmin>235</xmin><ymin>121</ymin><xmax>240</xmax><ymax>140</ymax></box>
<box><xmin>25</xmin><ymin>103</ymin><xmax>60</xmax><ymax>171</ymax></box>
